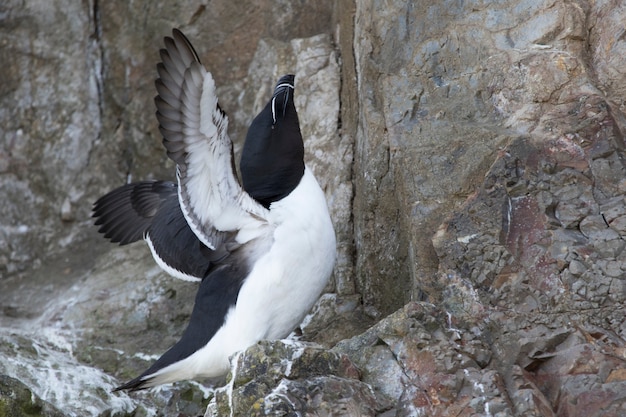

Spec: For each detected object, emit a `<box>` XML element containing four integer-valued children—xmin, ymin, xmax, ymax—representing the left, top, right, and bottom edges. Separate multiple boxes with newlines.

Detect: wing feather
<box><xmin>92</xmin><ymin>181</ymin><xmax>214</xmax><ymax>281</ymax></box>
<box><xmin>155</xmin><ymin>29</ymin><xmax>269</xmax><ymax>249</ymax></box>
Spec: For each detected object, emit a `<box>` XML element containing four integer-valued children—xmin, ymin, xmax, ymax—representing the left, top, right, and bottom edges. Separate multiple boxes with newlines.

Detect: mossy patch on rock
<box><xmin>206</xmin><ymin>340</ymin><xmax>375</xmax><ymax>416</ymax></box>
<box><xmin>0</xmin><ymin>375</ymin><xmax>64</xmax><ymax>417</ymax></box>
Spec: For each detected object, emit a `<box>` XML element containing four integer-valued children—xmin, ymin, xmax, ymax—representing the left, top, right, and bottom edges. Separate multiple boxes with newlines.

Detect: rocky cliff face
<box><xmin>1</xmin><ymin>0</ymin><xmax>626</xmax><ymax>416</ymax></box>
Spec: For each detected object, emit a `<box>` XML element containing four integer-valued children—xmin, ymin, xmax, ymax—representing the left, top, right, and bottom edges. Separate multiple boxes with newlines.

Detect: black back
<box><xmin>240</xmin><ymin>75</ymin><xmax>305</xmax><ymax>209</ymax></box>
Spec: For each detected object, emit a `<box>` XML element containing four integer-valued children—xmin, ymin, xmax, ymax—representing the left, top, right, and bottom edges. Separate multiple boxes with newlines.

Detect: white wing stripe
<box><xmin>145</xmin><ymin>233</ymin><xmax>202</xmax><ymax>282</ymax></box>
<box><xmin>177</xmin><ymin>174</ymin><xmax>217</xmax><ymax>250</ymax></box>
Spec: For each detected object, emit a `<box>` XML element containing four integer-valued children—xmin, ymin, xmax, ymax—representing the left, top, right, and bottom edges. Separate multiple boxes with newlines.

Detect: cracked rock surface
<box><xmin>205</xmin><ymin>340</ymin><xmax>377</xmax><ymax>416</ymax></box>
<box><xmin>2</xmin><ymin>0</ymin><xmax>626</xmax><ymax>416</ymax></box>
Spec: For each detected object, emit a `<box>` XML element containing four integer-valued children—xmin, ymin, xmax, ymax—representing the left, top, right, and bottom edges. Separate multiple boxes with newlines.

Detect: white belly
<box><xmin>156</xmin><ymin>167</ymin><xmax>336</xmax><ymax>381</ymax></box>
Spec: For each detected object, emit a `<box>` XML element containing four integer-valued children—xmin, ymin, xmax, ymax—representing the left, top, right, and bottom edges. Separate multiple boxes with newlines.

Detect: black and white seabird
<box><xmin>92</xmin><ymin>29</ymin><xmax>336</xmax><ymax>391</ymax></box>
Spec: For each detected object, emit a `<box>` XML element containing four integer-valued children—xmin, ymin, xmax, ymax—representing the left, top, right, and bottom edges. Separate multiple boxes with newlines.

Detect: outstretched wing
<box><xmin>92</xmin><ymin>181</ymin><xmax>219</xmax><ymax>281</ymax></box>
<box><xmin>155</xmin><ymin>29</ymin><xmax>269</xmax><ymax>250</ymax></box>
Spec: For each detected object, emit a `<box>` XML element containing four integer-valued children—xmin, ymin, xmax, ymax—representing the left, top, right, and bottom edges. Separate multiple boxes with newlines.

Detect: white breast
<box><xmin>241</xmin><ymin>166</ymin><xmax>337</xmax><ymax>339</ymax></box>
<box><xmin>152</xmin><ymin>166</ymin><xmax>336</xmax><ymax>381</ymax></box>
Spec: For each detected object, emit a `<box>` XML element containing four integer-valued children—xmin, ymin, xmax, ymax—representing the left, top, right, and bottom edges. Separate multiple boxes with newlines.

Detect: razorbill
<box><xmin>92</xmin><ymin>29</ymin><xmax>336</xmax><ymax>391</ymax></box>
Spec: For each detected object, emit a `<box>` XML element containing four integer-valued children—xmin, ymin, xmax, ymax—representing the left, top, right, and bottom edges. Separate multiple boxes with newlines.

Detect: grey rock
<box><xmin>347</xmin><ymin>0</ymin><xmax>626</xmax><ymax>415</ymax></box>
<box><xmin>580</xmin><ymin>215</ymin><xmax>620</xmax><ymax>241</ymax></box>
<box><xmin>0</xmin><ymin>0</ymin><xmax>101</xmax><ymax>276</ymax></box>
<box><xmin>298</xmin><ymin>293</ymin><xmax>375</xmax><ymax>348</ymax></box>
<box><xmin>0</xmin><ymin>328</ymin><xmax>137</xmax><ymax>416</ymax></box>
<box><xmin>205</xmin><ymin>340</ymin><xmax>376</xmax><ymax>416</ymax></box>
<box><xmin>257</xmin><ymin>376</ymin><xmax>377</xmax><ymax>417</ymax></box>
<box><xmin>334</xmin><ymin>302</ymin><xmax>550</xmax><ymax>416</ymax></box>
<box><xmin>0</xmin><ymin>374</ymin><xmax>65</xmax><ymax>417</ymax></box>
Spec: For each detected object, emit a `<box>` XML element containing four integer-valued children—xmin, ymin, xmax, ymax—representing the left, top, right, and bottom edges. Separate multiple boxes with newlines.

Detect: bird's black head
<box><xmin>240</xmin><ymin>75</ymin><xmax>305</xmax><ymax>208</ymax></box>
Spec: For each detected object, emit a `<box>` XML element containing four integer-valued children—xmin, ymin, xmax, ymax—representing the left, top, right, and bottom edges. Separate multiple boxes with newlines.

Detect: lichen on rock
<box><xmin>205</xmin><ymin>340</ymin><xmax>376</xmax><ymax>416</ymax></box>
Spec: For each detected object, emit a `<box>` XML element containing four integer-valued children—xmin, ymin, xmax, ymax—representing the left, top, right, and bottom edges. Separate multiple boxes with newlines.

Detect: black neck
<box><xmin>240</xmin><ymin>75</ymin><xmax>304</xmax><ymax>208</ymax></box>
